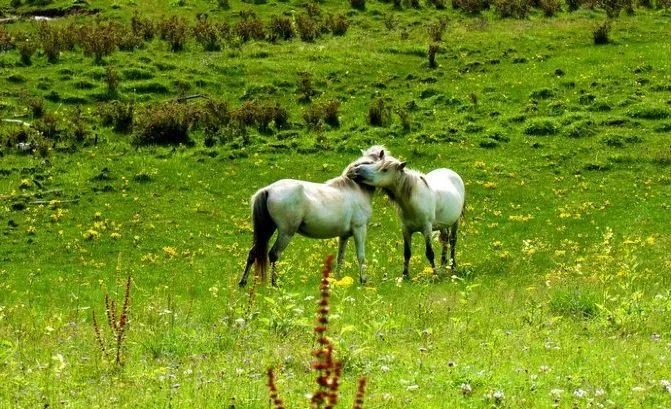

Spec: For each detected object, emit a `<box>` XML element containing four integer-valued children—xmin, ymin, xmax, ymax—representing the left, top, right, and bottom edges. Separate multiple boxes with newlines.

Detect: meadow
<box><xmin>1</xmin><ymin>0</ymin><xmax>671</xmax><ymax>407</ymax></box>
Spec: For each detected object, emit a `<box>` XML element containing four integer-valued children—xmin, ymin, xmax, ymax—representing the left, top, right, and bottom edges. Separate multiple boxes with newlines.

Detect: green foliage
<box><xmin>524</xmin><ymin>118</ymin><xmax>558</xmax><ymax>135</ymax></box>
<box><xmin>159</xmin><ymin>15</ymin><xmax>189</xmax><ymax>51</ymax></box>
<box><xmin>268</xmin><ymin>15</ymin><xmax>294</xmax><ymax>41</ymax></box>
<box><xmin>368</xmin><ymin>98</ymin><xmax>392</xmax><ymax>127</ymax></box>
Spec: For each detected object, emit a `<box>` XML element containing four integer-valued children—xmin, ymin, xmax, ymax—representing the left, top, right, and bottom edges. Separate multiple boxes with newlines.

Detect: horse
<box><xmin>238</xmin><ymin>146</ymin><xmax>389</xmax><ymax>287</ymax></box>
<box><xmin>347</xmin><ymin>156</ymin><xmax>465</xmax><ymax>279</ymax></box>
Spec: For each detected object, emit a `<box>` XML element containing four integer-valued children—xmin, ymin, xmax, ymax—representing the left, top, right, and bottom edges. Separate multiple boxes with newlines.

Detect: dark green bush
<box><xmin>36</xmin><ymin>22</ymin><xmax>63</xmax><ymax>63</ymax></box>
<box><xmin>494</xmin><ymin>0</ymin><xmax>530</xmax><ymax>17</ymax></box>
<box><xmin>235</xmin><ymin>16</ymin><xmax>266</xmax><ymax>42</ymax></box>
<box><xmin>79</xmin><ymin>21</ymin><xmax>122</xmax><ymax>63</ymax></box>
<box><xmin>326</xmin><ymin>14</ymin><xmax>349</xmax><ymax>36</ymax></box>
<box><xmin>131</xmin><ymin>12</ymin><xmax>156</xmax><ymax>40</ymax></box>
<box><xmin>99</xmin><ymin>101</ymin><xmax>134</xmax><ymax>133</ymax></box>
<box><xmin>351</xmin><ymin>0</ymin><xmax>366</xmax><ymax>9</ymax></box>
<box><xmin>133</xmin><ymin>102</ymin><xmax>191</xmax><ymax>145</ymax></box>
<box><xmin>593</xmin><ymin>21</ymin><xmax>611</xmax><ymax>45</ymax></box>
<box><xmin>0</xmin><ymin>26</ymin><xmax>12</xmax><ymax>51</ymax></box>
<box><xmin>296</xmin><ymin>14</ymin><xmax>318</xmax><ymax>42</ymax></box>
<box><xmin>193</xmin><ymin>14</ymin><xmax>222</xmax><ymax>51</ymax></box>
<box><xmin>269</xmin><ymin>16</ymin><xmax>294</xmax><ymax>41</ymax></box>
<box><xmin>159</xmin><ymin>15</ymin><xmax>189</xmax><ymax>51</ymax></box>
<box><xmin>232</xmin><ymin>100</ymin><xmax>289</xmax><ymax>132</ymax></box>
<box><xmin>452</xmin><ymin>0</ymin><xmax>490</xmax><ymax>13</ymax></box>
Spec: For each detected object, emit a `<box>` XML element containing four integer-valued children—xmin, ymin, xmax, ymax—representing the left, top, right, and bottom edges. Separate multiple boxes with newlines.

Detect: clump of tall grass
<box><xmin>368</xmin><ymin>98</ymin><xmax>392</xmax><ymax>127</ymax></box>
<box><xmin>36</xmin><ymin>21</ymin><xmax>63</xmax><ymax>63</ymax></box>
<box><xmin>92</xmin><ymin>275</ymin><xmax>133</xmax><ymax>365</ymax></box>
<box><xmin>266</xmin><ymin>256</ymin><xmax>367</xmax><ymax>409</ymax></box>
<box><xmin>428</xmin><ymin>43</ymin><xmax>439</xmax><ymax>68</ymax></box>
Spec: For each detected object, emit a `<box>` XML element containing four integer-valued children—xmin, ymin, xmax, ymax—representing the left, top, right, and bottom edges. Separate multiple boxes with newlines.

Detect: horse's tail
<box><xmin>251</xmin><ymin>189</ymin><xmax>275</xmax><ymax>281</ymax></box>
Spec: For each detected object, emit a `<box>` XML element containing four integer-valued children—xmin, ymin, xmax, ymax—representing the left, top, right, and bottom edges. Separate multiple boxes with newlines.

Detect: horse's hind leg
<box><xmin>268</xmin><ymin>232</ymin><xmax>293</xmax><ymax>287</ymax></box>
<box><xmin>449</xmin><ymin>222</ymin><xmax>459</xmax><ymax>271</ymax></box>
<box><xmin>439</xmin><ymin>229</ymin><xmax>449</xmax><ymax>267</ymax></box>
<box><xmin>238</xmin><ymin>247</ymin><xmax>255</xmax><ymax>287</ymax></box>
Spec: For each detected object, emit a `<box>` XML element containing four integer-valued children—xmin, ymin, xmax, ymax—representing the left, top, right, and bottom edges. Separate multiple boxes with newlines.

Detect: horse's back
<box><xmin>425</xmin><ymin>168</ymin><xmax>465</xmax><ymax>227</ymax></box>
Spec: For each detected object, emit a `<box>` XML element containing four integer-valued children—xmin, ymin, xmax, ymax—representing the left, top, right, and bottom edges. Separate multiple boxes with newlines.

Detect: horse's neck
<box><xmin>387</xmin><ymin>170</ymin><xmax>426</xmax><ymax>213</ymax></box>
<box><xmin>328</xmin><ymin>176</ymin><xmax>375</xmax><ymax>200</ymax></box>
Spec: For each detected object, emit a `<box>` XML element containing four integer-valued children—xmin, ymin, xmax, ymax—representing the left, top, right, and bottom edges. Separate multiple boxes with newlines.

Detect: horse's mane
<box><xmin>383</xmin><ymin>168</ymin><xmax>428</xmax><ymax>203</ymax></box>
<box><xmin>327</xmin><ymin>175</ymin><xmax>375</xmax><ymax>194</ymax></box>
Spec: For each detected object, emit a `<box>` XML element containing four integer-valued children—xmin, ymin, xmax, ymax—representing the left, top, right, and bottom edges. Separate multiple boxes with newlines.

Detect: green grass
<box><xmin>2</xmin><ymin>0</ymin><xmax>671</xmax><ymax>408</ymax></box>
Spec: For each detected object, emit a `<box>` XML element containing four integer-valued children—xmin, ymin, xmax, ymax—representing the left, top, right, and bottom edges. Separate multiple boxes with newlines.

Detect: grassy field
<box><xmin>1</xmin><ymin>0</ymin><xmax>671</xmax><ymax>408</ymax></box>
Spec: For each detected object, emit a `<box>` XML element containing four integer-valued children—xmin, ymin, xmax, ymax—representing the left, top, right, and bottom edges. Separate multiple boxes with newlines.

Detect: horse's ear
<box><xmin>378</xmin><ymin>150</ymin><xmax>385</xmax><ymax>159</ymax></box>
<box><xmin>398</xmin><ymin>161</ymin><xmax>407</xmax><ymax>170</ymax></box>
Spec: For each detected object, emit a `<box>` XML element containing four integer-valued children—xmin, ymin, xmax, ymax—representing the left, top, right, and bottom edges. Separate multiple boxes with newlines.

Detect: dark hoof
<box><xmin>238</xmin><ymin>279</ymin><xmax>247</xmax><ymax>288</ymax></box>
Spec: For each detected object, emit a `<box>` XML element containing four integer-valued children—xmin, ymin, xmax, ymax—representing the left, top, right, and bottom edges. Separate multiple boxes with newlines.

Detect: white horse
<box><xmin>347</xmin><ymin>157</ymin><xmax>465</xmax><ymax>279</ymax></box>
<box><xmin>239</xmin><ymin>146</ymin><xmax>388</xmax><ymax>287</ymax></box>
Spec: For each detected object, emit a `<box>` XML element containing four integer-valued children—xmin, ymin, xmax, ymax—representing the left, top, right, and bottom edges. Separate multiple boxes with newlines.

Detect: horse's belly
<box><xmin>298</xmin><ymin>217</ymin><xmax>350</xmax><ymax>239</ymax></box>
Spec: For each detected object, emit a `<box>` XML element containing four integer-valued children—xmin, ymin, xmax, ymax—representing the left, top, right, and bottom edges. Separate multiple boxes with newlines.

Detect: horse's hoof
<box><xmin>238</xmin><ymin>280</ymin><xmax>247</xmax><ymax>288</ymax></box>
<box><xmin>359</xmin><ymin>275</ymin><xmax>368</xmax><ymax>285</ymax></box>
<box><xmin>401</xmin><ymin>273</ymin><xmax>410</xmax><ymax>281</ymax></box>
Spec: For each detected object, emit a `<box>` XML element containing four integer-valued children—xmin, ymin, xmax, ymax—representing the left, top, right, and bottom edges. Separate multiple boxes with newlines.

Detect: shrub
<box><xmin>79</xmin><ymin>21</ymin><xmax>121</xmax><ymax>63</ymax></box>
<box><xmin>2</xmin><ymin>125</ymin><xmax>49</xmax><ymax>156</ymax></box>
<box><xmin>36</xmin><ymin>22</ymin><xmax>63</xmax><ymax>63</ymax></box>
<box><xmin>566</xmin><ymin>0</ymin><xmax>582</xmax><ymax>10</ymax></box>
<box><xmin>133</xmin><ymin>101</ymin><xmax>192</xmax><ymax>146</ymax></box>
<box><xmin>235</xmin><ymin>16</ymin><xmax>266</xmax><ymax>42</ymax></box>
<box><xmin>199</xmin><ymin>99</ymin><xmax>231</xmax><ymax>132</ymax></box>
<box><xmin>22</xmin><ymin>95</ymin><xmax>45</xmax><ymax>118</ymax></box>
<box><xmin>0</xmin><ymin>26</ymin><xmax>12</xmax><ymax>51</ymax></box>
<box><xmin>326</xmin><ymin>14</ymin><xmax>349</xmax><ymax>36</ymax></box>
<box><xmin>593</xmin><ymin>20</ymin><xmax>611</xmax><ymax>45</ymax></box>
<box><xmin>303</xmin><ymin>99</ymin><xmax>341</xmax><ymax>130</ymax></box>
<box><xmin>305</xmin><ymin>1</ymin><xmax>321</xmax><ymax>16</ymax></box>
<box><xmin>35</xmin><ymin>111</ymin><xmax>61</xmax><ymax>141</ymax></box>
<box><xmin>269</xmin><ymin>15</ymin><xmax>294</xmax><ymax>41</ymax></box>
<box><xmin>232</xmin><ymin>100</ymin><xmax>289</xmax><ymax>132</ymax></box>
<box><xmin>193</xmin><ymin>14</ymin><xmax>221</xmax><ymax>51</ymax></box>
<box><xmin>368</xmin><ymin>98</ymin><xmax>392</xmax><ymax>127</ymax></box>
<box><xmin>298</xmin><ymin>72</ymin><xmax>317</xmax><ymax>103</ymax></box>
<box><xmin>65</xmin><ymin>106</ymin><xmax>90</xmax><ymax>144</ymax></box>
<box><xmin>428</xmin><ymin>19</ymin><xmax>447</xmax><ymax>42</ymax></box>
<box><xmin>99</xmin><ymin>101</ymin><xmax>134</xmax><ymax>133</ymax></box>
<box><xmin>494</xmin><ymin>0</ymin><xmax>530</xmax><ymax>17</ymax></box>
<box><xmin>453</xmin><ymin>0</ymin><xmax>490</xmax><ymax>13</ymax></box>
<box><xmin>524</xmin><ymin>118</ymin><xmax>558</xmax><ymax>135</ymax></box>
<box><xmin>159</xmin><ymin>15</ymin><xmax>189</xmax><ymax>51</ymax></box>
<box><xmin>540</xmin><ymin>0</ymin><xmax>561</xmax><ymax>15</ymax></box>
<box><xmin>638</xmin><ymin>0</ymin><xmax>652</xmax><ymax>7</ymax></box>
<box><xmin>351</xmin><ymin>0</ymin><xmax>366</xmax><ymax>9</ymax></box>
<box><xmin>217</xmin><ymin>0</ymin><xmax>230</xmax><ymax>8</ymax></box>
<box><xmin>17</xmin><ymin>36</ymin><xmax>36</xmax><ymax>66</ymax></box>
<box><xmin>118</xmin><ymin>29</ymin><xmax>145</xmax><ymax>52</ymax></box>
<box><xmin>105</xmin><ymin>66</ymin><xmax>120</xmax><ymax>96</ymax></box>
<box><xmin>596</xmin><ymin>0</ymin><xmax>626</xmax><ymax>17</ymax></box>
<box><xmin>296</xmin><ymin>14</ymin><xmax>318</xmax><ymax>42</ymax></box>
<box><xmin>408</xmin><ymin>0</ymin><xmax>422</xmax><ymax>8</ymax></box>
<box><xmin>428</xmin><ymin>43</ymin><xmax>439</xmax><ymax>68</ymax></box>
<box><xmin>396</xmin><ymin>108</ymin><xmax>411</xmax><ymax>132</ymax></box>
<box><xmin>131</xmin><ymin>12</ymin><xmax>156</xmax><ymax>40</ymax></box>
<box><xmin>428</xmin><ymin>0</ymin><xmax>448</xmax><ymax>8</ymax></box>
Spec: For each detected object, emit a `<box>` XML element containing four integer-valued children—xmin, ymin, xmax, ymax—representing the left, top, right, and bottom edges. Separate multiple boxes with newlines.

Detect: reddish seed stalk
<box><xmin>352</xmin><ymin>377</ymin><xmax>367</xmax><ymax>409</ymax></box>
<box><xmin>91</xmin><ymin>310</ymin><xmax>107</xmax><ymax>358</ymax></box>
<box><xmin>115</xmin><ymin>275</ymin><xmax>132</xmax><ymax>365</ymax></box>
<box><xmin>267</xmin><ymin>368</ymin><xmax>286</xmax><ymax>409</ymax></box>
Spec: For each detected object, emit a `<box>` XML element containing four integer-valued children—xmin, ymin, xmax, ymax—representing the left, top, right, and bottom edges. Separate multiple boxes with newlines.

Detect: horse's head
<box><xmin>346</xmin><ymin>157</ymin><xmax>407</xmax><ymax>189</ymax></box>
<box><xmin>342</xmin><ymin>145</ymin><xmax>393</xmax><ymax>179</ymax></box>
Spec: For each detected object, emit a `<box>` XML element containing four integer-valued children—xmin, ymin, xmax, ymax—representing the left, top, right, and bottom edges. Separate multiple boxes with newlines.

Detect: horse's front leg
<box><xmin>336</xmin><ymin>235</ymin><xmax>350</xmax><ymax>278</ymax></box>
<box><xmin>422</xmin><ymin>225</ymin><xmax>436</xmax><ymax>273</ymax></box>
<box><xmin>402</xmin><ymin>227</ymin><xmax>412</xmax><ymax>280</ymax></box>
<box><xmin>352</xmin><ymin>226</ymin><xmax>367</xmax><ymax>284</ymax></box>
